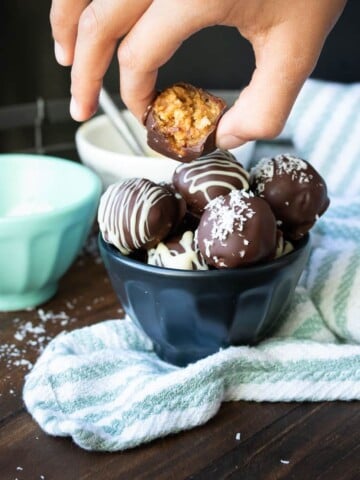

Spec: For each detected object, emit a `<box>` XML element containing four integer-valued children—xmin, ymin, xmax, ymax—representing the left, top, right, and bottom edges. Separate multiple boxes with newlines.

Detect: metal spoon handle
<box><xmin>99</xmin><ymin>88</ymin><xmax>147</xmax><ymax>156</ymax></box>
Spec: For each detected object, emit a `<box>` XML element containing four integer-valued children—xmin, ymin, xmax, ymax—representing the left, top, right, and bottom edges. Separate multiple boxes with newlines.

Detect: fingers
<box><xmin>50</xmin><ymin>0</ymin><xmax>90</xmax><ymax>66</ymax></box>
<box><xmin>70</xmin><ymin>0</ymin><xmax>151</xmax><ymax>121</ymax></box>
<box><xmin>118</xmin><ymin>1</ymin><xmax>214</xmax><ymax>121</ymax></box>
<box><xmin>217</xmin><ymin>0</ymin><xmax>347</xmax><ymax>149</ymax></box>
<box><xmin>216</xmin><ymin>28</ymin><xmax>320</xmax><ymax>148</ymax></box>
<box><xmin>51</xmin><ymin>0</ymin><xmax>346</xmax><ymax>129</ymax></box>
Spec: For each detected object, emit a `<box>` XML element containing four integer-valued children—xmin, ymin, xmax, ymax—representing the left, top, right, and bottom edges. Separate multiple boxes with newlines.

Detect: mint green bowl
<box><xmin>0</xmin><ymin>154</ymin><xmax>101</xmax><ymax>311</ymax></box>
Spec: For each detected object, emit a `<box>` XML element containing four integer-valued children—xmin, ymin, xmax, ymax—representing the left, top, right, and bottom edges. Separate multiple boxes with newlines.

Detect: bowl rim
<box><xmin>76</xmin><ymin>113</ymin><xmax>255</xmax><ymax>161</ymax></box>
<box><xmin>99</xmin><ymin>232</ymin><xmax>311</xmax><ymax>278</ymax></box>
<box><xmin>0</xmin><ymin>153</ymin><xmax>102</xmax><ymax>224</ymax></box>
<box><xmin>75</xmin><ymin>114</ymin><xmax>147</xmax><ymax>159</ymax></box>
<box><xmin>75</xmin><ymin>114</ymin><xmax>182</xmax><ymax>165</ymax></box>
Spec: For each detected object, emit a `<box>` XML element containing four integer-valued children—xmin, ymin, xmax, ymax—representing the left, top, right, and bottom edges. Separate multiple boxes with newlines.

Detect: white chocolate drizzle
<box><xmin>175</xmin><ymin>150</ymin><xmax>249</xmax><ymax>202</ymax></box>
<box><xmin>147</xmin><ymin>230</ymin><xmax>208</xmax><ymax>270</ymax></box>
<box><xmin>275</xmin><ymin>235</ymin><xmax>294</xmax><ymax>258</ymax></box>
<box><xmin>98</xmin><ymin>178</ymin><xmax>171</xmax><ymax>254</ymax></box>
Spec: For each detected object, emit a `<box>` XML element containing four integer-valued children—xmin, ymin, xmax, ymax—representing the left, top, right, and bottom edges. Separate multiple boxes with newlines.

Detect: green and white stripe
<box><xmin>23</xmin><ymin>311</ymin><xmax>360</xmax><ymax>451</ymax></box>
<box><xmin>288</xmin><ymin>78</ymin><xmax>360</xmax><ymax>197</ymax></box>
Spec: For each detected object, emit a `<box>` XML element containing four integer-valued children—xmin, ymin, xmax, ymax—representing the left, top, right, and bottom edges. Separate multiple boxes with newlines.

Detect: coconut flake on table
<box><xmin>0</xmin><ymin>308</ymin><xmax>77</xmax><ymax>372</ymax></box>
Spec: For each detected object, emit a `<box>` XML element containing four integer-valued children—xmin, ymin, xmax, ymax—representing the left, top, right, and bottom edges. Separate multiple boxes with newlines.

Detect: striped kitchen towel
<box><xmin>23</xmin><ymin>79</ymin><xmax>360</xmax><ymax>452</ymax></box>
<box><xmin>284</xmin><ymin>78</ymin><xmax>360</xmax><ymax>197</ymax></box>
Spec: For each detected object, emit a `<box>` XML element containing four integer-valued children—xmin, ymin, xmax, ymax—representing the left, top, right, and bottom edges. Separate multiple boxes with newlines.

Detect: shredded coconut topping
<box><xmin>250</xmin><ymin>154</ymin><xmax>313</xmax><ymax>194</ymax></box>
<box><xmin>205</xmin><ymin>190</ymin><xmax>255</xmax><ymax>245</ymax></box>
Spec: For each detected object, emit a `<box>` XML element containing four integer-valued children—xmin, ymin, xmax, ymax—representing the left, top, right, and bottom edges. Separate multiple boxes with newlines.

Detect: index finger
<box><xmin>50</xmin><ymin>0</ymin><xmax>90</xmax><ymax>65</ymax></box>
<box><xmin>69</xmin><ymin>0</ymin><xmax>151</xmax><ymax>121</ymax></box>
<box><xmin>117</xmin><ymin>1</ymin><xmax>214</xmax><ymax>121</ymax></box>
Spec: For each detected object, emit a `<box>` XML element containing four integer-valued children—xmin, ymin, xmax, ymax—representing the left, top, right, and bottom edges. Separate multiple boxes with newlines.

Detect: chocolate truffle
<box><xmin>145</xmin><ymin>83</ymin><xmax>226</xmax><ymax>162</ymax></box>
<box><xmin>173</xmin><ymin>149</ymin><xmax>250</xmax><ymax>216</ymax></box>
<box><xmin>197</xmin><ymin>190</ymin><xmax>277</xmax><ymax>269</ymax></box>
<box><xmin>98</xmin><ymin>178</ymin><xmax>179</xmax><ymax>254</ymax></box>
<box><xmin>147</xmin><ymin>230</ymin><xmax>208</xmax><ymax>271</ymax></box>
<box><xmin>250</xmin><ymin>154</ymin><xmax>330</xmax><ymax>240</ymax></box>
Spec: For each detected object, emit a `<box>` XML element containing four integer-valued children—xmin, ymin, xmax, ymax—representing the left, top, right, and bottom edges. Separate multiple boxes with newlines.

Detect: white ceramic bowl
<box><xmin>75</xmin><ymin>112</ymin><xmax>256</xmax><ymax>188</ymax></box>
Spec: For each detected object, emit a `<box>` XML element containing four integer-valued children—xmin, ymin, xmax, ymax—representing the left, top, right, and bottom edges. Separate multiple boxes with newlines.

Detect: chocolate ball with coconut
<box><xmin>250</xmin><ymin>154</ymin><xmax>330</xmax><ymax>240</ymax></box>
<box><xmin>98</xmin><ymin>178</ymin><xmax>180</xmax><ymax>255</ymax></box>
<box><xmin>197</xmin><ymin>190</ymin><xmax>277</xmax><ymax>269</ymax></box>
<box><xmin>173</xmin><ymin>149</ymin><xmax>250</xmax><ymax>216</ymax></box>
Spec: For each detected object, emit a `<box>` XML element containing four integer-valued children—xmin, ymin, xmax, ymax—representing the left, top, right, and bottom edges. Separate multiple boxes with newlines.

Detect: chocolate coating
<box><xmin>197</xmin><ymin>190</ymin><xmax>277</xmax><ymax>269</ymax></box>
<box><xmin>160</xmin><ymin>182</ymin><xmax>187</xmax><ymax>233</ymax></box>
<box><xmin>250</xmin><ymin>154</ymin><xmax>330</xmax><ymax>240</ymax></box>
<box><xmin>147</xmin><ymin>230</ymin><xmax>208</xmax><ymax>271</ymax></box>
<box><xmin>145</xmin><ymin>83</ymin><xmax>226</xmax><ymax>162</ymax></box>
<box><xmin>173</xmin><ymin>149</ymin><xmax>250</xmax><ymax>216</ymax></box>
<box><xmin>98</xmin><ymin>178</ymin><xmax>179</xmax><ymax>254</ymax></box>
<box><xmin>172</xmin><ymin>212</ymin><xmax>200</xmax><ymax>236</ymax></box>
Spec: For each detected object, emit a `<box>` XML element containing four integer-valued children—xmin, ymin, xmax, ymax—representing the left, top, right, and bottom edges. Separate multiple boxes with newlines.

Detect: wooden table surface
<box><xmin>1</xmin><ymin>230</ymin><xmax>359</xmax><ymax>480</ymax></box>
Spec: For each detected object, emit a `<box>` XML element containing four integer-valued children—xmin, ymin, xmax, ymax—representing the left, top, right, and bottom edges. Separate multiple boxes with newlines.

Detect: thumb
<box><xmin>216</xmin><ymin>31</ymin><xmax>319</xmax><ymax>149</ymax></box>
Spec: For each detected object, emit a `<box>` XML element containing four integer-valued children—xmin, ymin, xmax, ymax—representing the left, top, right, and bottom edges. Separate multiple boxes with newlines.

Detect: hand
<box><xmin>50</xmin><ymin>0</ymin><xmax>347</xmax><ymax>148</ymax></box>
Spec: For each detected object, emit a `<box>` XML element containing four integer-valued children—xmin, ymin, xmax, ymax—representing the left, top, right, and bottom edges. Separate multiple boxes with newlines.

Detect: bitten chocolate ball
<box><xmin>145</xmin><ymin>83</ymin><xmax>226</xmax><ymax>162</ymax></box>
<box><xmin>197</xmin><ymin>190</ymin><xmax>277</xmax><ymax>269</ymax></box>
<box><xmin>98</xmin><ymin>178</ymin><xmax>179</xmax><ymax>255</ymax></box>
<box><xmin>173</xmin><ymin>149</ymin><xmax>250</xmax><ymax>216</ymax></box>
<box><xmin>250</xmin><ymin>154</ymin><xmax>330</xmax><ymax>240</ymax></box>
<box><xmin>147</xmin><ymin>230</ymin><xmax>208</xmax><ymax>271</ymax></box>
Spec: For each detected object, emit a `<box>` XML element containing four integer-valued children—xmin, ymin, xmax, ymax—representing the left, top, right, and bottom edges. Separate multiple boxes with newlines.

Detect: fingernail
<box><xmin>217</xmin><ymin>134</ymin><xmax>245</xmax><ymax>150</ymax></box>
<box><xmin>70</xmin><ymin>97</ymin><xmax>82</xmax><ymax>121</ymax></box>
<box><xmin>54</xmin><ymin>41</ymin><xmax>66</xmax><ymax>65</ymax></box>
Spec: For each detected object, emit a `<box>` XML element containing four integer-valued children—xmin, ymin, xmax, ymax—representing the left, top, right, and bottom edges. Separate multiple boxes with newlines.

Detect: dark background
<box><xmin>0</xmin><ymin>0</ymin><xmax>359</xmax><ymax>152</ymax></box>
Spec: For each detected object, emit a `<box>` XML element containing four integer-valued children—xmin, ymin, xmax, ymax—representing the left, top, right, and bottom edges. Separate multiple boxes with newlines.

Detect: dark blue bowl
<box><xmin>99</xmin><ymin>234</ymin><xmax>311</xmax><ymax>367</ymax></box>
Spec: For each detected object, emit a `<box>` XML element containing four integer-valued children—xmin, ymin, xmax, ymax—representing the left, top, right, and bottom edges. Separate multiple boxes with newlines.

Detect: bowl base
<box><xmin>0</xmin><ymin>283</ymin><xmax>57</xmax><ymax>312</ymax></box>
<box><xmin>153</xmin><ymin>342</ymin><xmax>218</xmax><ymax>367</ymax></box>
